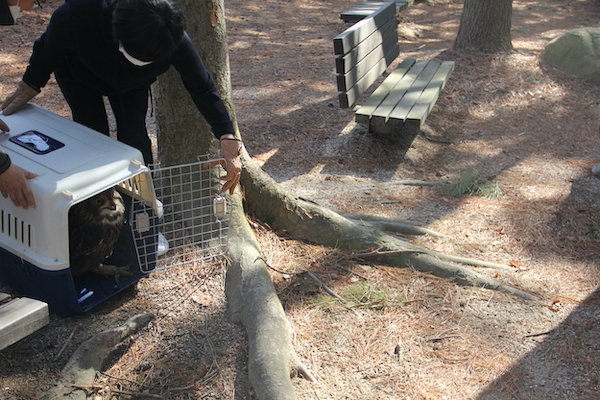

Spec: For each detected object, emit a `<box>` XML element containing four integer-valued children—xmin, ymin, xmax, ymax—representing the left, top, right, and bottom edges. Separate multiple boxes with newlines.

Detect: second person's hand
<box><xmin>1</xmin><ymin>81</ymin><xmax>40</xmax><ymax>115</ymax></box>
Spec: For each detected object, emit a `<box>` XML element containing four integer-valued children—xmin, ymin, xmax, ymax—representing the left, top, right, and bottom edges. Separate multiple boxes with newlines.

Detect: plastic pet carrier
<box><xmin>0</xmin><ymin>104</ymin><xmax>229</xmax><ymax>316</ymax></box>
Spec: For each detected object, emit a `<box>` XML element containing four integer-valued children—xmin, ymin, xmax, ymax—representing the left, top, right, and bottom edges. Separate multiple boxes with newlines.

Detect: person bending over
<box><xmin>2</xmin><ymin>0</ymin><xmax>242</xmax><ymax>194</ymax></box>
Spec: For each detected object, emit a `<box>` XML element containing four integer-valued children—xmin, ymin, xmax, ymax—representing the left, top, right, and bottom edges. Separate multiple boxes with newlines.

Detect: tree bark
<box><xmin>155</xmin><ymin>0</ymin><xmax>234</xmax><ymax>166</ymax></box>
<box><xmin>454</xmin><ymin>0</ymin><xmax>513</xmax><ymax>53</ymax></box>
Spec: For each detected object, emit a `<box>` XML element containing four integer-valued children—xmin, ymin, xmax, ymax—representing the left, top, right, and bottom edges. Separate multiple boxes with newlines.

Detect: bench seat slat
<box><xmin>355</xmin><ymin>58</ymin><xmax>416</xmax><ymax>123</ymax></box>
<box><xmin>368</xmin><ymin>60</ymin><xmax>430</xmax><ymax>126</ymax></box>
<box><xmin>405</xmin><ymin>61</ymin><xmax>455</xmax><ymax>128</ymax></box>
<box><xmin>386</xmin><ymin>60</ymin><xmax>442</xmax><ymax>121</ymax></box>
<box><xmin>0</xmin><ymin>297</ymin><xmax>49</xmax><ymax>350</ymax></box>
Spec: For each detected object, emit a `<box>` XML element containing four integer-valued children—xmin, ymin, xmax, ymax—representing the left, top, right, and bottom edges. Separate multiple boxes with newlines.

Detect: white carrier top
<box><xmin>0</xmin><ymin>104</ymin><xmax>152</xmax><ymax>271</ymax></box>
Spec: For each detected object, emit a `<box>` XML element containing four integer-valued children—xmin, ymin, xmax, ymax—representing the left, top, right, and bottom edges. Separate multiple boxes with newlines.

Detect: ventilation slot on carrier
<box><xmin>1</xmin><ymin>210</ymin><xmax>33</xmax><ymax>248</ymax></box>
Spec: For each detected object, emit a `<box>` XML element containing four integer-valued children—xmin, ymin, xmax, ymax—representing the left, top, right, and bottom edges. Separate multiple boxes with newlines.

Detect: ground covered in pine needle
<box><xmin>1</xmin><ymin>0</ymin><xmax>599</xmax><ymax>399</ymax></box>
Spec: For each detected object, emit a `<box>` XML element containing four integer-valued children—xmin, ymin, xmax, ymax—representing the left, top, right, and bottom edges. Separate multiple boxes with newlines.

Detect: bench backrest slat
<box><xmin>334</xmin><ymin>2</ymin><xmax>397</xmax><ymax>55</ymax></box>
<box><xmin>336</xmin><ymin>38</ymin><xmax>399</xmax><ymax>92</ymax></box>
<box><xmin>340</xmin><ymin>0</ymin><xmax>414</xmax><ymax>23</ymax></box>
<box><xmin>339</xmin><ymin>46</ymin><xmax>398</xmax><ymax>108</ymax></box>
<box><xmin>334</xmin><ymin>1</ymin><xmax>399</xmax><ymax>108</ymax></box>
<box><xmin>335</xmin><ymin>16</ymin><xmax>398</xmax><ymax>74</ymax></box>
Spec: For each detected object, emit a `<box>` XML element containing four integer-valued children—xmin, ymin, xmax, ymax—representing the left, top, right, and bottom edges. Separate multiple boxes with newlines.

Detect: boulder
<box><xmin>542</xmin><ymin>27</ymin><xmax>600</xmax><ymax>85</ymax></box>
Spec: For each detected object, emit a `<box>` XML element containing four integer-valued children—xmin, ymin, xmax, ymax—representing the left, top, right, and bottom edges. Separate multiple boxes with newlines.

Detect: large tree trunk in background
<box><xmin>454</xmin><ymin>0</ymin><xmax>513</xmax><ymax>53</ymax></box>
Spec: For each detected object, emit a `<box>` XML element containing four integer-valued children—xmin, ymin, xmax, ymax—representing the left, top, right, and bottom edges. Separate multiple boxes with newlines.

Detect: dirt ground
<box><xmin>1</xmin><ymin>0</ymin><xmax>600</xmax><ymax>399</ymax></box>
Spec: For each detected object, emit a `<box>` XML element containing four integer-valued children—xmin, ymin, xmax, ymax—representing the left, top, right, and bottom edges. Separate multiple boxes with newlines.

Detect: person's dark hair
<box><xmin>112</xmin><ymin>0</ymin><xmax>185</xmax><ymax>62</ymax></box>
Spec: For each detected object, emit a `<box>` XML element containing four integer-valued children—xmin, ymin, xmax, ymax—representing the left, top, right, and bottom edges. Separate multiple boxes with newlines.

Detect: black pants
<box><xmin>55</xmin><ymin>69</ymin><xmax>154</xmax><ymax>165</ymax></box>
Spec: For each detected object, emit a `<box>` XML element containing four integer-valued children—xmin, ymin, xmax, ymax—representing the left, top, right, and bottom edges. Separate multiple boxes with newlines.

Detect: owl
<box><xmin>68</xmin><ymin>187</ymin><xmax>131</xmax><ymax>280</ymax></box>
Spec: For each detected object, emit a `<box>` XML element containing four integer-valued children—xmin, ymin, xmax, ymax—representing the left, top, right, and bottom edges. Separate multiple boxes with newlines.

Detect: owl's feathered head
<box><xmin>71</xmin><ymin>188</ymin><xmax>125</xmax><ymax>226</ymax></box>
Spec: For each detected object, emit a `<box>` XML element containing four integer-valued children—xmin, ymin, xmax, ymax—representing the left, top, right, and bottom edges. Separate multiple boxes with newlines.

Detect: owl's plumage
<box><xmin>68</xmin><ymin>187</ymin><xmax>130</xmax><ymax>280</ymax></box>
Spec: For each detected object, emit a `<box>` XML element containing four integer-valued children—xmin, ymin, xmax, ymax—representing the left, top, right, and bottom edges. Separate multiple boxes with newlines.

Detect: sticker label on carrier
<box><xmin>9</xmin><ymin>130</ymin><xmax>65</xmax><ymax>154</ymax></box>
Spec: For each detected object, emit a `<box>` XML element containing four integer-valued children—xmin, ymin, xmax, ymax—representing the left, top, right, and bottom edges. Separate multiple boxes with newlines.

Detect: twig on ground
<box><xmin>301</xmin><ymin>268</ymin><xmax>362</xmax><ymax>317</ymax></box>
<box><xmin>335</xmin><ymin>264</ymin><xmax>368</xmax><ymax>280</ymax></box>
<box><xmin>524</xmin><ymin>329</ymin><xmax>554</xmax><ymax>338</ymax></box>
<box><xmin>112</xmin><ymin>390</ymin><xmax>166</xmax><ymax>399</ymax></box>
<box><xmin>304</xmin><ymin>270</ymin><xmax>344</xmax><ymax>301</ymax></box>
<box><xmin>99</xmin><ymin>371</ymin><xmax>142</xmax><ymax>386</ymax></box>
<box><xmin>403</xmin><ymin>44</ymin><xmax>426</xmax><ymax>52</ymax></box>
<box><xmin>378</xmin><ymin>179</ymin><xmax>447</xmax><ymax>187</ymax></box>
<box><xmin>54</xmin><ymin>325</ymin><xmax>79</xmax><ymax>360</ymax></box>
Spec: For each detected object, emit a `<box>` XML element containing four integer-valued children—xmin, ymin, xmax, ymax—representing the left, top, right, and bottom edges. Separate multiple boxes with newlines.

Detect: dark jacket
<box><xmin>22</xmin><ymin>0</ymin><xmax>234</xmax><ymax>137</ymax></box>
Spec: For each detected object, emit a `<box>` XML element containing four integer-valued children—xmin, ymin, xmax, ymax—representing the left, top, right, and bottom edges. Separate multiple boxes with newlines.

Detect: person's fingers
<box><xmin>221</xmin><ymin>172</ymin><xmax>240</xmax><ymax>195</ymax></box>
<box><xmin>203</xmin><ymin>158</ymin><xmax>226</xmax><ymax>169</ymax></box>
<box><xmin>9</xmin><ymin>192</ymin><xmax>24</xmax><ymax>209</ymax></box>
<box><xmin>21</xmin><ymin>184</ymin><xmax>35</xmax><ymax>209</ymax></box>
<box><xmin>220</xmin><ymin>158</ymin><xmax>241</xmax><ymax>194</ymax></box>
<box><xmin>1</xmin><ymin>93</ymin><xmax>18</xmax><ymax>115</ymax></box>
<box><xmin>0</xmin><ymin>119</ymin><xmax>9</xmax><ymax>132</ymax></box>
<box><xmin>1</xmin><ymin>81</ymin><xmax>39</xmax><ymax>115</ymax></box>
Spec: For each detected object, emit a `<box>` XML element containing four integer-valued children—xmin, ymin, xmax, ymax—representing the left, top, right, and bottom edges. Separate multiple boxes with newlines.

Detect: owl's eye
<box><xmin>94</xmin><ymin>197</ymin><xmax>105</xmax><ymax>206</ymax></box>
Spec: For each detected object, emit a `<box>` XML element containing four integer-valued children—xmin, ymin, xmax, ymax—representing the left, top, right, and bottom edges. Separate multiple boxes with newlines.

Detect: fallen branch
<box><xmin>54</xmin><ymin>325</ymin><xmax>79</xmax><ymax>361</ymax></box>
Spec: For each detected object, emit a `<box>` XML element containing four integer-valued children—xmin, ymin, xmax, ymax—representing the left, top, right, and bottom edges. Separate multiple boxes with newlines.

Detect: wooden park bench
<box><xmin>334</xmin><ymin>1</ymin><xmax>455</xmax><ymax>135</ymax></box>
<box><xmin>340</xmin><ymin>0</ymin><xmax>414</xmax><ymax>23</ymax></box>
<box><xmin>0</xmin><ymin>292</ymin><xmax>49</xmax><ymax>350</ymax></box>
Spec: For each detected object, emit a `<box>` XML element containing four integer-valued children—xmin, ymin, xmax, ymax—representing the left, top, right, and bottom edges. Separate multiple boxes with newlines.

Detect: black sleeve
<box><xmin>22</xmin><ymin>1</ymin><xmax>78</xmax><ymax>90</ymax></box>
<box><xmin>170</xmin><ymin>34</ymin><xmax>235</xmax><ymax>138</ymax></box>
<box><xmin>0</xmin><ymin>147</ymin><xmax>12</xmax><ymax>174</ymax></box>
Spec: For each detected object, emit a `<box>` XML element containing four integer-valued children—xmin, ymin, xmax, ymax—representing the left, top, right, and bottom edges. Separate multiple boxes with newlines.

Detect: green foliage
<box><xmin>439</xmin><ymin>170</ymin><xmax>502</xmax><ymax>199</ymax></box>
<box><xmin>586</xmin><ymin>225</ymin><xmax>600</xmax><ymax>240</ymax></box>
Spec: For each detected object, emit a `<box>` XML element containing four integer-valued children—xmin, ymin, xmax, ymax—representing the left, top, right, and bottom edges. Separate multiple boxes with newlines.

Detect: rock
<box><xmin>542</xmin><ymin>28</ymin><xmax>600</xmax><ymax>85</ymax></box>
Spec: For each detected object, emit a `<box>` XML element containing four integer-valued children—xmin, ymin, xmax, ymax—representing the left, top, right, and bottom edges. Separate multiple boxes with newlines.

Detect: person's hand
<box><xmin>0</xmin><ymin>164</ymin><xmax>37</xmax><ymax>209</ymax></box>
<box><xmin>1</xmin><ymin>81</ymin><xmax>40</xmax><ymax>115</ymax></box>
<box><xmin>204</xmin><ymin>134</ymin><xmax>242</xmax><ymax>195</ymax></box>
<box><xmin>0</xmin><ymin>119</ymin><xmax>9</xmax><ymax>133</ymax></box>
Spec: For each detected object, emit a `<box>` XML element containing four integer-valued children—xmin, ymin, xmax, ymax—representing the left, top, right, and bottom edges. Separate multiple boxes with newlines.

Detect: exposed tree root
<box><xmin>343</xmin><ymin>214</ymin><xmax>452</xmax><ymax>238</ymax></box>
<box><xmin>45</xmin><ymin>313</ymin><xmax>155</xmax><ymax>400</ymax></box>
<box><xmin>225</xmin><ymin>188</ymin><xmax>317</xmax><ymax>400</ymax></box>
<box><xmin>240</xmin><ymin>153</ymin><xmax>538</xmax><ymax>301</ymax></box>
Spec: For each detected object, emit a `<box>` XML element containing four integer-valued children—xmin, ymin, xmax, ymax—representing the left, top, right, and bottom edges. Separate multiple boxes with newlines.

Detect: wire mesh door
<box><xmin>130</xmin><ymin>157</ymin><xmax>230</xmax><ymax>273</ymax></box>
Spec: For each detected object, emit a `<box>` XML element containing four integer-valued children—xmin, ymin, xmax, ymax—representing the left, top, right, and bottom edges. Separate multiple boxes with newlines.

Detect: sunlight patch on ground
<box><xmin>232</xmin><ymin>86</ymin><xmax>281</xmax><ymax>100</ymax></box>
<box><xmin>251</xmin><ymin>148</ymin><xmax>279</xmax><ymax>167</ymax></box>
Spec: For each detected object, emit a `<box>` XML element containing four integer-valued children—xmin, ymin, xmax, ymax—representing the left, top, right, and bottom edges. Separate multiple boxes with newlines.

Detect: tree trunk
<box><xmin>154</xmin><ymin>1</ymin><xmax>312</xmax><ymax>399</ymax></box>
<box><xmin>155</xmin><ymin>0</ymin><xmax>234</xmax><ymax>166</ymax></box>
<box><xmin>454</xmin><ymin>0</ymin><xmax>513</xmax><ymax>53</ymax></box>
